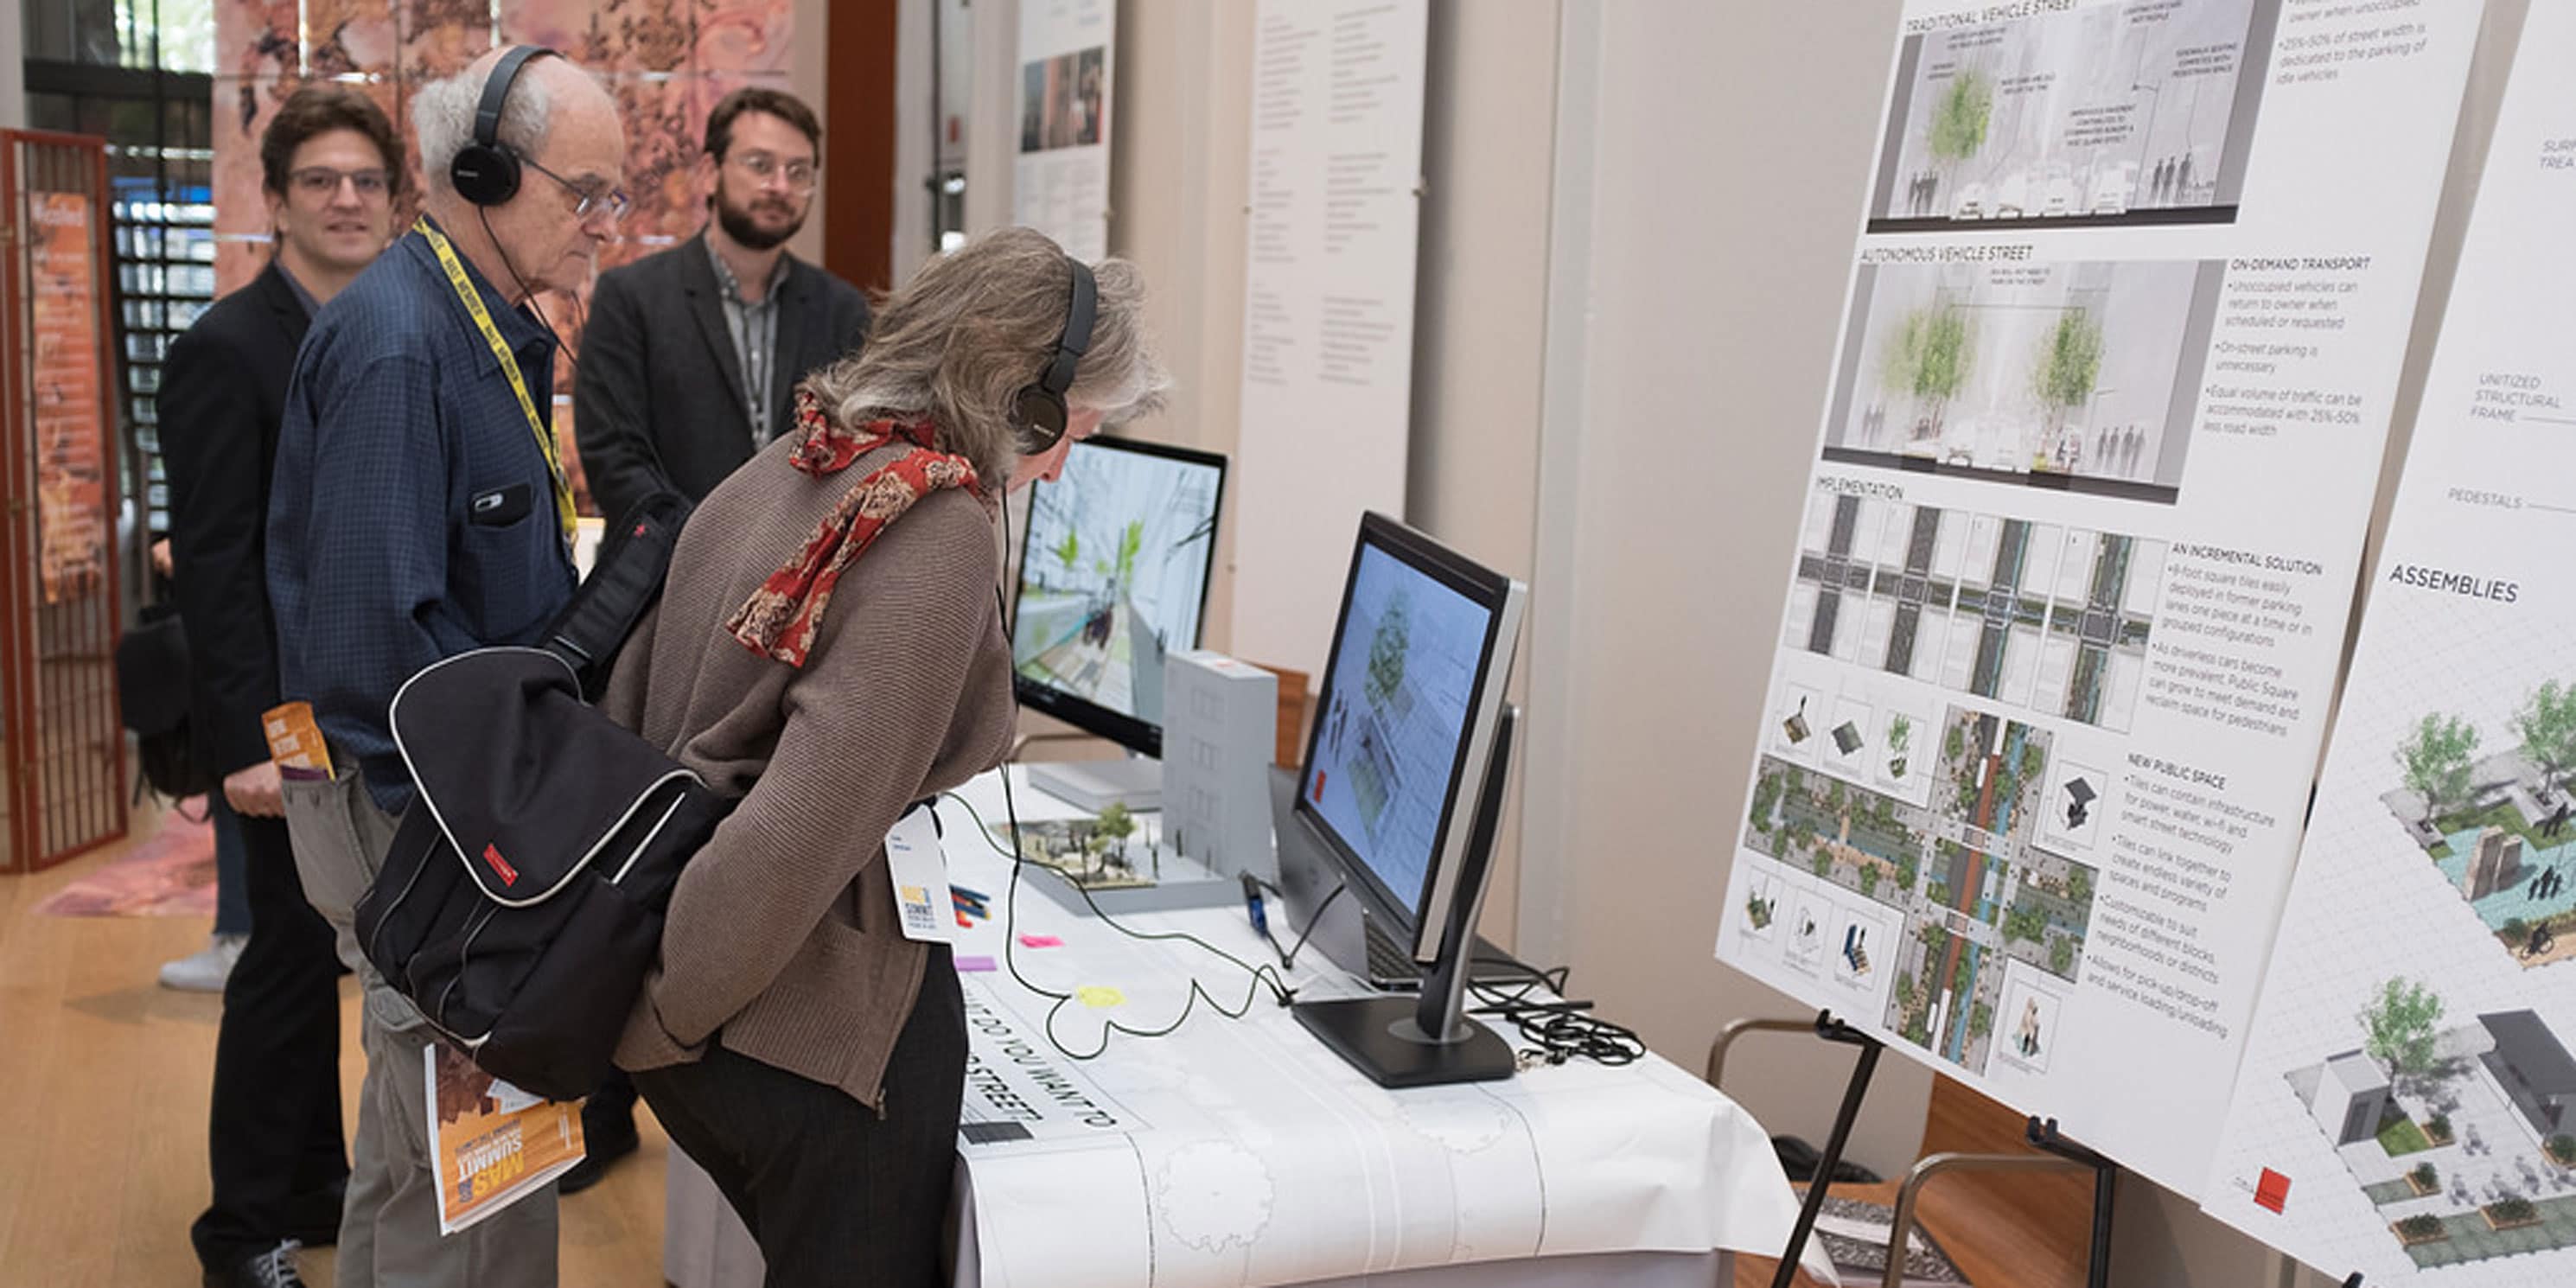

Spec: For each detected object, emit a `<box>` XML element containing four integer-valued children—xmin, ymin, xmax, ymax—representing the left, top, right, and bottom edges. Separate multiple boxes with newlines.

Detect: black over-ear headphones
<box><xmin>450</xmin><ymin>45</ymin><xmax>559</xmax><ymax>207</ymax></box>
<box><xmin>1014</xmin><ymin>256</ymin><xmax>1098</xmax><ymax>456</ymax></box>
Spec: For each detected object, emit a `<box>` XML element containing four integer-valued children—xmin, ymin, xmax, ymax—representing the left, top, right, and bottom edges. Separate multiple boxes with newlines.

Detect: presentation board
<box><xmin>2201</xmin><ymin>7</ymin><xmax>2576</xmax><ymax>1280</ymax></box>
<box><xmin>1227</xmin><ymin>0</ymin><xmax>1428</xmax><ymax>678</ymax></box>
<box><xmin>1713</xmin><ymin>0</ymin><xmax>2482</xmax><ymax>1193</ymax></box>
<box><xmin>1014</xmin><ymin>0</ymin><xmax>1114</xmax><ymax>263</ymax></box>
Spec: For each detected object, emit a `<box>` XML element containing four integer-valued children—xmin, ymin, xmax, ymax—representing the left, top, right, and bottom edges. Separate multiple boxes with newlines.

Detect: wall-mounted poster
<box><xmin>29</xmin><ymin>193</ymin><xmax>110</xmax><ymax>605</ymax></box>
<box><xmin>1013</xmin><ymin>0</ymin><xmax>1113</xmax><ymax>263</ymax></box>
<box><xmin>1712</xmin><ymin>0</ymin><xmax>2484</xmax><ymax>1196</ymax></box>
<box><xmin>207</xmin><ymin>0</ymin><xmax>798</xmax><ymax>516</ymax></box>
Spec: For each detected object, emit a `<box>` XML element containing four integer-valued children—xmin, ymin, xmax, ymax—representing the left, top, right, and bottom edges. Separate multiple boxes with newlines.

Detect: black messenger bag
<box><xmin>354</xmin><ymin>491</ymin><xmax>714</xmax><ymax>1100</ymax></box>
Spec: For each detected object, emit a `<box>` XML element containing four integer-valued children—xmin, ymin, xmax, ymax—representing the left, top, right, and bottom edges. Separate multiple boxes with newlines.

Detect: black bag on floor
<box><xmin>354</xmin><ymin>492</ymin><xmax>713</xmax><ymax>1100</ymax></box>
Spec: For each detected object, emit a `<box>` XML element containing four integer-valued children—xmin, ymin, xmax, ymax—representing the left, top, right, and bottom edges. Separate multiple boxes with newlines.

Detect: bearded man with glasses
<box><xmin>573</xmin><ymin>86</ymin><xmax>870</xmax><ymax>534</ymax></box>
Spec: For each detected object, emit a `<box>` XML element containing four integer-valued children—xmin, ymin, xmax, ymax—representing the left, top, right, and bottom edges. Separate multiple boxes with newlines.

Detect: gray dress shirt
<box><xmin>705</xmin><ymin>240</ymin><xmax>793</xmax><ymax>447</ymax></box>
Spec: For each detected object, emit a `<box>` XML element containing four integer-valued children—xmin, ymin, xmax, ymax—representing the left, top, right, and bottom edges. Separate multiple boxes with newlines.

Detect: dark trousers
<box><xmin>192</xmin><ymin>812</ymin><xmax>349</xmax><ymax>1268</ymax></box>
<box><xmin>636</xmin><ymin>951</ymin><xmax>966</xmax><ymax>1288</ymax></box>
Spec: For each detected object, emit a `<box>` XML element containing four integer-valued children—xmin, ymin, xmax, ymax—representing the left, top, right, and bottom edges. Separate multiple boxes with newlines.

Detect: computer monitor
<box><xmin>1010</xmin><ymin>435</ymin><xmax>1226</xmax><ymax>758</ymax></box>
<box><xmin>1293</xmin><ymin>512</ymin><xmax>1527</xmax><ymax>963</ymax></box>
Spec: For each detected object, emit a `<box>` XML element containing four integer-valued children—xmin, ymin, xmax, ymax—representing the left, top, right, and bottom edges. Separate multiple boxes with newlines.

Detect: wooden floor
<box><xmin>1731</xmin><ymin>1068</ymin><xmax>2096</xmax><ymax>1287</ymax></box>
<box><xmin>0</xmin><ymin>814</ymin><xmax>673</xmax><ymax>1285</ymax></box>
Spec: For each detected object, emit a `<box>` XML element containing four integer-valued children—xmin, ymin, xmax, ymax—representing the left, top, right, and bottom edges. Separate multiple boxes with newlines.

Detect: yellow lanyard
<box><xmin>415</xmin><ymin>218</ymin><xmax>577</xmax><ymax>545</ymax></box>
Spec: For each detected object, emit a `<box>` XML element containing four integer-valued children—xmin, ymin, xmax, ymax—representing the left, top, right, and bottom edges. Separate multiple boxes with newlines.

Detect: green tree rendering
<box><xmin>1749</xmin><ymin>771</ymin><xmax>1783</xmax><ymax>838</ymax></box>
<box><xmin>2547</xmin><ymin>1134</ymin><xmax>2575</xmax><ymax>1166</ymax></box>
<box><xmin>1882</xmin><ymin>306</ymin><xmax>1977</xmax><ymax>439</ymax></box>
<box><xmin>1887</xmin><ymin>714</ymin><xmax>1913</xmax><ymax>780</ymax></box>
<box><xmin>1895</xmin><ymin>972</ymin><xmax>1917</xmax><ymax>1012</ymax></box>
<box><xmin>1896</xmin><ymin>852</ymin><xmax>1921</xmax><ymax>893</ymax></box>
<box><xmin>1969</xmin><ymin>1000</ymin><xmax>1993</xmax><ymax>1042</ymax></box>
<box><xmin>2359</xmin><ymin>977</ymin><xmax>2445</xmax><ymax>1080</ymax></box>
<box><xmin>2031</xmin><ymin>309</ymin><xmax>2104</xmax><ymax>456</ymax></box>
<box><xmin>1366</xmin><ymin>592</ymin><xmax>1411</xmax><ymax>705</ymax></box>
<box><xmin>1115</xmin><ymin>520</ymin><xmax>1145</xmax><ymax>590</ymax></box>
<box><xmin>1094</xmin><ymin>802</ymin><xmax>1137</xmax><ymax>870</ymax></box>
<box><xmin>1054</xmin><ymin>529</ymin><xmax>1080</xmax><ymax>570</ymax></box>
<box><xmin>2050</xmin><ymin>935</ymin><xmax>2075</xmax><ymax>977</ymax></box>
<box><xmin>2411</xmin><ymin>1162</ymin><xmax>2439</xmax><ymax>1192</ymax></box>
<box><xmin>2516</xmin><ymin>679</ymin><xmax>2576</xmax><ymax>802</ymax></box>
<box><xmin>1859</xmin><ymin>865</ymin><xmax>1881</xmax><ymax>897</ymax></box>
<box><xmin>2067</xmin><ymin>866</ymin><xmax>2094</xmax><ymax>904</ymax></box>
<box><xmin>2005</xmin><ymin>905</ymin><xmax>2048</xmax><ymax>945</ymax></box>
<box><xmin>2394</xmin><ymin>713</ymin><xmax>2479</xmax><ymax>820</ymax></box>
<box><xmin>1814</xmin><ymin>848</ymin><xmax>1835</xmax><ymax>878</ymax></box>
<box><xmin>1927</xmin><ymin>70</ymin><xmax>1993</xmax><ymax>181</ymax></box>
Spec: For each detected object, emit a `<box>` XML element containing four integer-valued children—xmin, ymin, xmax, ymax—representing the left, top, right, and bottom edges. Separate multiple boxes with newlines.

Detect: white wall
<box><xmin>1524</xmin><ymin>0</ymin><xmax>1934</xmax><ymax>1182</ymax></box>
<box><xmin>787</xmin><ymin>0</ymin><xmax>829</xmax><ymax>268</ymax></box>
<box><xmin>2</xmin><ymin>6</ymin><xmax>23</xmax><ymax>131</ymax></box>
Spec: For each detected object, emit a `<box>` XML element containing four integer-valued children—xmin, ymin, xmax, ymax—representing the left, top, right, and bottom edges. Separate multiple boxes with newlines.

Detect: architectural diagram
<box><xmin>2379</xmin><ymin>698</ymin><xmax>2576</xmax><ymax>969</ymax></box>
<box><xmin>1823</xmin><ymin>259</ymin><xmax>2226</xmax><ymax>502</ymax></box>
<box><xmin>1869</xmin><ymin>0</ymin><xmax>2277</xmax><ymax>232</ymax></box>
<box><xmin>1781</xmin><ymin>493</ymin><xmax>2165</xmax><ymax>731</ymax></box>
<box><xmin>2287</xmin><ymin>985</ymin><xmax>2576</xmax><ymax>1267</ymax></box>
<box><xmin>1742</xmin><ymin>703</ymin><xmax>2099</xmax><ymax>1076</ymax></box>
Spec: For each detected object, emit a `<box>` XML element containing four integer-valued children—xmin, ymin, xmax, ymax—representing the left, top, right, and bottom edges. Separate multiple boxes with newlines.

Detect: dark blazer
<box><xmin>161</xmin><ymin>261</ymin><xmax>306</xmax><ymax>777</ymax></box>
<box><xmin>575</xmin><ymin>233</ymin><xmax>870</xmax><ymax>526</ymax></box>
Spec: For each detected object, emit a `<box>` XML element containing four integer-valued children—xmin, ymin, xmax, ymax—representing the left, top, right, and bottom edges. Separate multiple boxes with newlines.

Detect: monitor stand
<box><xmin>1293</xmin><ymin>706</ymin><xmax>1519</xmax><ymax>1088</ymax></box>
<box><xmin>1028</xmin><ymin>756</ymin><xmax>1162</xmax><ymax>813</ymax></box>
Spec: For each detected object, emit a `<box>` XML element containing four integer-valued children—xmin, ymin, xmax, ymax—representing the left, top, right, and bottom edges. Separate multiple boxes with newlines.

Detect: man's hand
<box><xmin>224</xmin><ymin>761</ymin><xmax>284</xmax><ymax>818</ymax></box>
<box><xmin>151</xmin><ymin>539</ymin><xmax>173</xmax><ymax>579</ymax></box>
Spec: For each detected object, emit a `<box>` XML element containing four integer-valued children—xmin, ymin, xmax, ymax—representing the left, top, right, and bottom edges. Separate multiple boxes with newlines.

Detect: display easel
<box><xmin>1711</xmin><ymin>1012</ymin><xmax>2123</xmax><ymax>1288</ymax></box>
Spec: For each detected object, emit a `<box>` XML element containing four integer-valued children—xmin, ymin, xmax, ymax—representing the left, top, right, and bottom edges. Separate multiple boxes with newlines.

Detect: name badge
<box><xmin>883</xmin><ymin>806</ymin><xmax>952</xmax><ymax>944</ymax></box>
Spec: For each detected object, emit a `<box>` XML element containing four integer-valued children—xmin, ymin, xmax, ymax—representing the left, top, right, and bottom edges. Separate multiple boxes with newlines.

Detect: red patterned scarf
<box><xmin>725</xmin><ymin>388</ymin><xmax>984</xmax><ymax>666</ymax></box>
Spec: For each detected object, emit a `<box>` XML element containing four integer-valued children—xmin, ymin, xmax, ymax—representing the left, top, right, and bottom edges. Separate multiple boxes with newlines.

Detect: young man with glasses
<box><xmin>573</xmin><ymin>87</ymin><xmax>870</xmax><ymax>532</ymax></box>
<box><xmin>267</xmin><ymin>46</ymin><xmax>626</xmax><ymax>1288</ymax></box>
<box><xmin>167</xmin><ymin>84</ymin><xmax>401</xmax><ymax>1288</ymax></box>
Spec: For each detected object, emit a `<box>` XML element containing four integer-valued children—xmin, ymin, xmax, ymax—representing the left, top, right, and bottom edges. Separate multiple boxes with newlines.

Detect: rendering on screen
<box><xmin>1012</xmin><ymin>439</ymin><xmax>1222</xmax><ymax>729</ymax></box>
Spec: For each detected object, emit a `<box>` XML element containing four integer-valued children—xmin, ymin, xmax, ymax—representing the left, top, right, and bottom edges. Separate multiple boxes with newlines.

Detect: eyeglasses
<box><xmin>289</xmin><ymin>166</ymin><xmax>392</xmax><ymax>199</ymax></box>
<box><xmin>728</xmin><ymin>150</ymin><xmax>818</xmax><ymax>193</ymax></box>
<box><xmin>522</xmin><ymin>155</ymin><xmax>632</xmax><ymax>224</ymax></box>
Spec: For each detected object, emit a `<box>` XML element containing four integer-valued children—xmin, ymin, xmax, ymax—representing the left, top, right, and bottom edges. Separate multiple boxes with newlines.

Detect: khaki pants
<box><xmin>283</xmin><ymin>767</ymin><xmax>559</xmax><ymax>1288</ymax></box>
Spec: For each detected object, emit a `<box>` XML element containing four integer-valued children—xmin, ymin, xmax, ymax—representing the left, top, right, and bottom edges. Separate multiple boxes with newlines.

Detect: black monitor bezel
<box><xmin>1292</xmin><ymin>512</ymin><xmax>1515</xmax><ymax>940</ymax></box>
<box><xmin>1009</xmin><ymin>434</ymin><xmax>1227</xmax><ymax>759</ymax></box>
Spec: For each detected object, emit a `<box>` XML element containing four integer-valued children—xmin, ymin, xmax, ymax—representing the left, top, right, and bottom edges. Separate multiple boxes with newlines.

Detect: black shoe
<box><xmin>285</xmin><ymin>1180</ymin><xmax>345</xmax><ymax>1247</ymax></box>
<box><xmin>203</xmin><ymin>1240</ymin><xmax>307</xmax><ymax>1288</ymax></box>
<box><xmin>558</xmin><ymin>1120</ymin><xmax>641</xmax><ymax>1196</ymax></box>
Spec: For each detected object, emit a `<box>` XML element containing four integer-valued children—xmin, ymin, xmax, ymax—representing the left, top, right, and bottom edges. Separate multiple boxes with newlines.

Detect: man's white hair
<box><xmin>412</xmin><ymin>57</ymin><xmax>557</xmax><ymax>194</ymax></box>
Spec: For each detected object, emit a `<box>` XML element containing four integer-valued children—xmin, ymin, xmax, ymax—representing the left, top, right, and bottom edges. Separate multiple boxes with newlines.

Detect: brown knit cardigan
<box><xmin>603</xmin><ymin>430</ymin><xmax>1016</xmax><ymax>1110</ymax></box>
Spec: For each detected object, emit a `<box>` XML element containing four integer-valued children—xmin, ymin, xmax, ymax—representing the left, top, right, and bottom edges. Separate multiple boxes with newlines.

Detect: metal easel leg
<box><xmin>2024</xmin><ymin>1117</ymin><xmax>2117</xmax><ymax>1288</ymax></box>
<box><xmin>1768</xmin><ymin>1011</ymin><xmax>1884</xmax><ymax>1288</ymax></box>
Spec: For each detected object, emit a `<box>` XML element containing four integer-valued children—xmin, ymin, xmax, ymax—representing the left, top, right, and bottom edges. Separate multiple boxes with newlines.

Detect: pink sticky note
<box><xmin>954</xmin><ymin>954</ymin><xmax>998</xmax><ymax>973</ymax></box>
<box><xmin>1017</xmin><ymin>934</ymin><xmax>1063</xmax><ymax>949</ymax></box>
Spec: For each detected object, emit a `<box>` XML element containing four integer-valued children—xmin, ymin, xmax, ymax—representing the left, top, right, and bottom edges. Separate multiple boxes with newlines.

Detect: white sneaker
<box><xmin>160</xmin><ymin>933</ymin><xmax>247</xmax><ymax>992</ymax></box>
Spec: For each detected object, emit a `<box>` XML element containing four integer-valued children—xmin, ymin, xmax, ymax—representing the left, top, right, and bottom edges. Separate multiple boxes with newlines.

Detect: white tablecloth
<box><xmin>663</xmin><ymin>769</ymin><xmax>1811</xmax><ymax>1287</ymax></box>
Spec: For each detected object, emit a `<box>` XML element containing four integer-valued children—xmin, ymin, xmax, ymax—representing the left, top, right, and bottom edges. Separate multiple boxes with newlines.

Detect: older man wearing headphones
<box><xmin>266</xmin><ymin>45</ymin><xmax>622</xmax><ymax>1288</ymax></box>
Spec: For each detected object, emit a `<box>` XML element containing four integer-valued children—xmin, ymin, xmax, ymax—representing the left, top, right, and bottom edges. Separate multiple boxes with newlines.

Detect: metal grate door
<box><xmin>1</xmin><ymin>131</ymin><xmax>130</xmax><ymax>872</ymax></box>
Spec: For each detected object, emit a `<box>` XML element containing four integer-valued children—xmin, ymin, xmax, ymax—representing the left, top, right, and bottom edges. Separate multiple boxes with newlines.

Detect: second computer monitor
<box><xmin>1011</xmin><ymin>435</ymin><xmax>1227</xmax><ymax>757</ymax></box>
<box><xmin>1296</xmin><ymin>513</ymin><xmax>1527</xmax><ymax>963</ymax></box>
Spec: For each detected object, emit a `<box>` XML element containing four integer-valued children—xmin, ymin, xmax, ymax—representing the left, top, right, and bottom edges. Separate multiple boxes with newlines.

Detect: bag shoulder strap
<box><xmin>541</xmin><ymin>489</ymin><xmax>693</xmax><ymax>700</ymax></box>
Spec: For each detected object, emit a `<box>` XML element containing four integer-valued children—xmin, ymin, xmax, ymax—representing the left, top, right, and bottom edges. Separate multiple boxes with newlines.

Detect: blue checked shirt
<box><xmin>267</xmin><ymin>217</ymin><xmax>578</xmax><ymax>815</ymax></box>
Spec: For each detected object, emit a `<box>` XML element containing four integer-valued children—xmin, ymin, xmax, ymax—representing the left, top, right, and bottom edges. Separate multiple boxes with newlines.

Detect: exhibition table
<box><xmin>663</xmin><ymin>768</ymin><xmax>1812</xmax><ymax>1288</ymax></box>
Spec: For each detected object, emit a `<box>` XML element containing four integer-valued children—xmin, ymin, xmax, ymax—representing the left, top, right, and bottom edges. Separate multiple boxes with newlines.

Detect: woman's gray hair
<box><xmin>411</xmin><ymin>58</ymin><xmax>556</xmax><ymax>194</ymax></box>
<box><xmin>801</xmin><ymin>226</ymin><xmax>1171</xmax><ymax>491</ymax></box>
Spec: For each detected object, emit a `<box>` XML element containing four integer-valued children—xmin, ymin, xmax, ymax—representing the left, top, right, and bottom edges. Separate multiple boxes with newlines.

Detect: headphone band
<box><xmin>1038</xmin><ymin>258</ymin><xmax>1096</xmax><ymax>401</ymax></box>
<box><xmin>475</xmin><ymin>46</ymin><xmax>556</xmax><ymax>150</ymax></box>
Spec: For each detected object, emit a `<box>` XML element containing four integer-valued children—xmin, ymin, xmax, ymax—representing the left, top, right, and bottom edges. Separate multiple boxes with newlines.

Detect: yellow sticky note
<box><xmin>1077</xmin><ymin>985</ymin><xmax>1125</xmax><ymax>1010</ymax></box>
